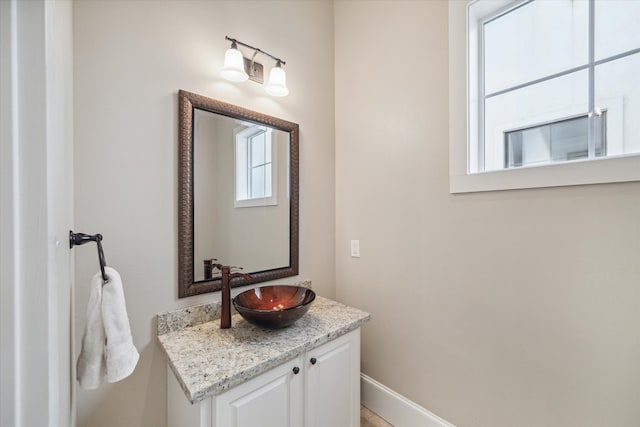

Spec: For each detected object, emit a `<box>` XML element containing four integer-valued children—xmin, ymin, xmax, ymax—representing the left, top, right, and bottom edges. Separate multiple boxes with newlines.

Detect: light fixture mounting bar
<box><xmin>225</xmin><ymin>36</ymin><xmax>286</xmax><ymax>66</ymax></box>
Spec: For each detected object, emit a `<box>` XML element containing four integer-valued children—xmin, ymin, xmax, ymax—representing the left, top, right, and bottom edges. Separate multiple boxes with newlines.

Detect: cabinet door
<box><xmin>215</xmin><ymin>356</ymin><xmax>304</xmax><ymax>427</ymax></box>
<box><xmin>305</xmin><ymin>329</ymin><xmax>361</xmax><ymax>427</ymax></box>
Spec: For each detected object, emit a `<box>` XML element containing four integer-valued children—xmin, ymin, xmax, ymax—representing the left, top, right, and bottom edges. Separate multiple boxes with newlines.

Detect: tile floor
<box><xmin>361</xmin><ymin>405</ymin><xmax>393</xmax><ymax>427</ymax></box>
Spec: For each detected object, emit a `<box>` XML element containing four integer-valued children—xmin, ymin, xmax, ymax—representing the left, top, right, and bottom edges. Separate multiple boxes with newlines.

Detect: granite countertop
<box><xmin>157</xmin><ymin>295</ymin><xmax>371</xmax><ymax>404</ymax></box>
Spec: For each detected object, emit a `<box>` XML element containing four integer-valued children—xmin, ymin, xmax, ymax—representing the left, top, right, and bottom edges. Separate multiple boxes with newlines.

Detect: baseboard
<box><xmin>360</xmin><ymin>373</ymin><xmax>455</xmax><ymax>427</ymax></box>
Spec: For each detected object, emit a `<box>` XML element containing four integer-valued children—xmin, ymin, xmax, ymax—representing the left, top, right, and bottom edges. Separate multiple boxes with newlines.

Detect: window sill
<box><xmin>450</xmin><ymin>153</ymin><xmax>640</xmax><ymax>193</ymax></box>
<box><xmin>234</xmin><ymin>196</ymin><xmax>278</xmax><ymax>208</ymax></box>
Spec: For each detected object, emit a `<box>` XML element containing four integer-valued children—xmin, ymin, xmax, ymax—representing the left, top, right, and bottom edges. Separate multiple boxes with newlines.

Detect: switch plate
<box><xmin>350</xmin><ymin>240</ymin><xmax>360</xmax><ymax>258</ymax></box>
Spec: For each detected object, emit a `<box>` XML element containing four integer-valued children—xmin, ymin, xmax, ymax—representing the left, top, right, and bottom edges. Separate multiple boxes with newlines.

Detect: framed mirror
<box><xmin>178</xmin><ymin>90</ymin><xmax>299</xmax><ymax>298</ymax></box>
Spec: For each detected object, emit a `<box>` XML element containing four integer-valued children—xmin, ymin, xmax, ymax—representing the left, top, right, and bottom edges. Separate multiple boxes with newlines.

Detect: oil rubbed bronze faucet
<box><xmin>213</xmin><ymin>264</ymin><xmax>253</xmax><ymax>329</ymax></box>
<box><xmin>203</xmin><ymin>259</ymin><xmax>216</xmax><ymax>280</ymax></box>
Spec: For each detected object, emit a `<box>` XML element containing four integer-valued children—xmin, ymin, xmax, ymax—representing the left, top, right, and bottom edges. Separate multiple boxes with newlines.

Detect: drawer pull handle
<box><xmin>292</xmin><ymin>366</ymin><xmax>300</xmax><ymax>375</ymax></box>
<box><xmin>310</xmin><ymin>358</ymin><xmax>317</xmax><ymax>365</ymax></box>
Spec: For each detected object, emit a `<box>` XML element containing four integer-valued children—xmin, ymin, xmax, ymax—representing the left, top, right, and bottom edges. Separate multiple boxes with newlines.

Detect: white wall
<box><xmin>73</xmin><ymin>1</ymin><xmax>335</xmax><ymax>426</ymax></box>
<box><xmin>1</xmin><ymin>0</ymin><xmax>74</xmax><ymax>426</ymax></box>
<box><xmin>335</xmin><ymin>1</ymin><xmax>640</xmax><ymax>427</ymax></box>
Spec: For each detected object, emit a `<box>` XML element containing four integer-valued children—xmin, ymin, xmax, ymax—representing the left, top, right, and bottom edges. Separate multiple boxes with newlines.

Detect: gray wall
<box><xmin>335</xmin><ymin>1</ymin><xmax>640</xmax><ymax>427</ymax></box>
<box><xmin>73</xmin><ymin>1</ymin><xmax>335</xmax><ymax>425</ymax></box>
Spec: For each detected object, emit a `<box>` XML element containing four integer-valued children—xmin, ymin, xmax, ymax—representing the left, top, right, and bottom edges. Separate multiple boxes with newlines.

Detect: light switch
<box><xmin>350</xmin><ymin>240</ymin><xmax>360</xmax><ymax>258</ymax></box>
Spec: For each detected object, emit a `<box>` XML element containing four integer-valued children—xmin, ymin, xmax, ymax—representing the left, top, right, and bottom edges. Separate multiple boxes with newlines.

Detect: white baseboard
<box><xmin>360</xmin><ymin>374</ymin><xmax>455</xmax><ymax>427</ymax></box>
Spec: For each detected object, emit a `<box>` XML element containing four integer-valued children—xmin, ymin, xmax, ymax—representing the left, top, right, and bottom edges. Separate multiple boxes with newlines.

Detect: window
<box><xmin>235</xmin><ymin>126</ymin><xmax>278</xmax><ymax>207</ymax></box>
<box><xmin>449</xmin><ymin>0</ymin><xmax>640</xmax><ymax>192</ymax></box>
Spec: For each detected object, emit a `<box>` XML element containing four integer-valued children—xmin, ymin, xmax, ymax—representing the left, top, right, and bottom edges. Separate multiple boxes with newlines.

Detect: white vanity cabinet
<box><xmin>214</xmin><ymin>355</ymin><xmax>304</xmax><ymax>427</ymax></box>
<box><xmin>168</xmin><ymin>329</ymin><xmax>361</xmax><ymax>427</ymax></box>
<box><xmin>304</xmin><ymin>329</ymin><xmax>360</xmax><ymax>427</ymax></box>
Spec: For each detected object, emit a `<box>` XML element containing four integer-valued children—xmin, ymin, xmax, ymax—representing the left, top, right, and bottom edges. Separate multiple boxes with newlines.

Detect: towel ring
<box><xmin>69</xmin><ymin>231</ymin><xmax>110</xmax><ymax>284</ymax></box>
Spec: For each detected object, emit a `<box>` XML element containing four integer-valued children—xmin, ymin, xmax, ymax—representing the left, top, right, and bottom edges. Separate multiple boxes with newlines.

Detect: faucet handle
<box><xmin>229</xmin><ymin>266</ymin><xmax>253</xmax><ymax>282</ymax></box>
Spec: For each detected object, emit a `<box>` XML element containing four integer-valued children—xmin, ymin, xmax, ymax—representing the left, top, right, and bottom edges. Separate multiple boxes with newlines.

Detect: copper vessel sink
<box><xmin>233</xmin><ymin>285</ymin><xmax>316</xmax><ymax>329</ymax></box>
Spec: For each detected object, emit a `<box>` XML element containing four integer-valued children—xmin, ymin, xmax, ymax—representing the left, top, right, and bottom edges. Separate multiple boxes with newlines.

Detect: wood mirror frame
<box><xmin>178</xmin><ymin>90</ymin><xmax>299</xmax><ymax>298</ymax></box>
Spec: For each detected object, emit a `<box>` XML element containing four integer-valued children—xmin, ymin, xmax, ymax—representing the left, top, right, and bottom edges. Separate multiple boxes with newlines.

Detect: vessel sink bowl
<box><xmin>233</xmin><ymin>285</ymin><xmax>316</xmax><ymax>329</ymax></box>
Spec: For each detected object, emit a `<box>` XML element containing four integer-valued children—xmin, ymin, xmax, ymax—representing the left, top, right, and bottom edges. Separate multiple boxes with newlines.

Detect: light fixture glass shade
<box><xmin>265</xmin><ymin>64</ymin><xmax>289</xmax><ymax>97</ymax></box>
<box><xmin>221</xmin><ymin>47</ymin><xmax>248</xmax><ymax>82</ymax></box>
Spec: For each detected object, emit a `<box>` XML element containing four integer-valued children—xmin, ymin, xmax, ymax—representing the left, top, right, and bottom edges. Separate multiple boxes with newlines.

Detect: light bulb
<box><xmin>265</xmin><ymin>63</ymin><xmax>289</xmax><ymax>97</ymax></box>
<box><xmin>221</xmin><ymin>46</ymin><xmax>248</xmax><ymax>82</ymax></box>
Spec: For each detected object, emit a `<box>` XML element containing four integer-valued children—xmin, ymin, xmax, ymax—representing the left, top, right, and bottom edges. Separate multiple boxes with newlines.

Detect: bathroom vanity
<box><xmin>158</xmin><ymin>294</ymin><xmax>370</xmax><ymax>427</ymax></box>
<box><xmin>168</xmin><ymin>91</ymin><xmax>369</xmax><ymax>425</ymax></box>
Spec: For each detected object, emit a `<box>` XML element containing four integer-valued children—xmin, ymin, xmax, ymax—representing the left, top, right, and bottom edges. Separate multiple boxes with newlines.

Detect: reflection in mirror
<box><xmin>178</xmin><ymin>90</ymin><xmax>299</xmax><ymax>298</ymax></box>
<box><xmin>193</xmin><ymin>110</ymin><xmax>290</xmax><ymax>281</ymax></box>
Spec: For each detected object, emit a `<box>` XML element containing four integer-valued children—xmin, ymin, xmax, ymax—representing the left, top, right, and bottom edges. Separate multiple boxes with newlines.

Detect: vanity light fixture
<box><xmin>221</xmin><ymin>40</ymin><xmax>249</xmax><ymax>82</ymax></box>
<box><xmin>265</xmin><ymin>60</ymin><xmax>289</xmax><ymax>97</ymax></box>
<box><xmin>221</xmin><ymin>36</ymin><xmax>289</xmax><ymax>97</ymax></box>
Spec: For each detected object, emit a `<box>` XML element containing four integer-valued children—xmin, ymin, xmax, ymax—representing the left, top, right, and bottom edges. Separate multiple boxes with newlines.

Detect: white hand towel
<box><xmin>76</xmin><ymin>271</ymin><xmax>107</xmax><ymax>390</ymax></box>
<box><xmin>76</xmin><ymin>267</ymin><xmax>139</xmax><ymax>389</ymax></box>
<box><xmin>101</xmin><ymin>267</ymin><xmax>139</xmax><ymax>383</ymax></box>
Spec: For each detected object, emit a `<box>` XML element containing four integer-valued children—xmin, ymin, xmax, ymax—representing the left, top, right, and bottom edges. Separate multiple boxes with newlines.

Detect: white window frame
<box><xmin>449</xmin><ymin>0</ymin><xmax>640</xmax><ymax>193</ymax></box>
<box><xmin>234</xmin><ymin>125</ymin><xmax>278</xmax><ymax>208</ymax></box>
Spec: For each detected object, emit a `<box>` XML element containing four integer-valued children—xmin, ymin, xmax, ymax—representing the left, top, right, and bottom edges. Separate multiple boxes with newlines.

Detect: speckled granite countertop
<box><xmin>157</xmin><ymin>295</ymin><xmax>371</xmax><ymax>404</ymax></box>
